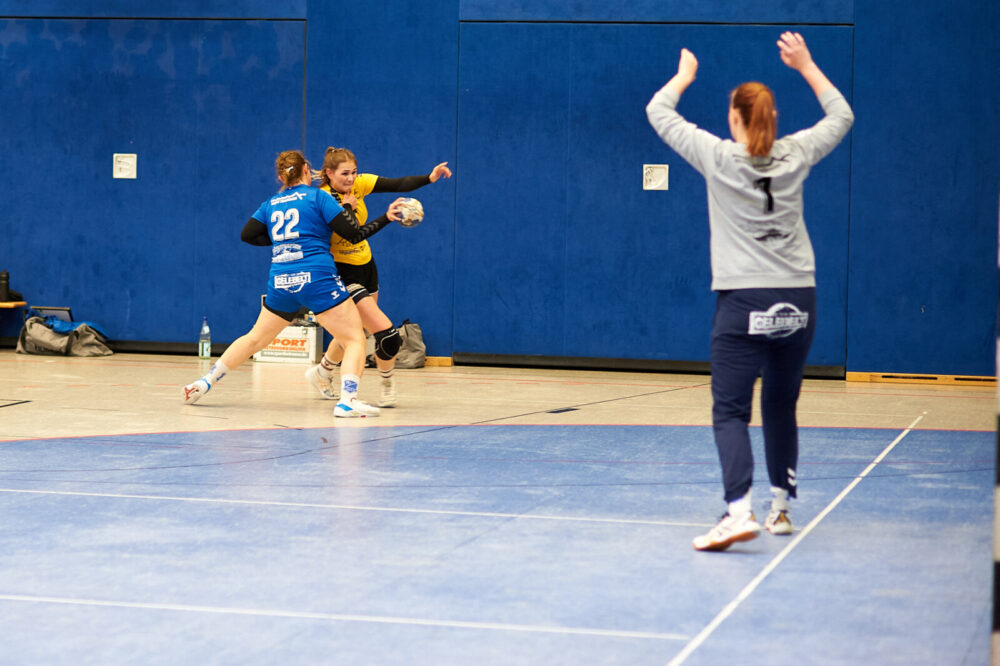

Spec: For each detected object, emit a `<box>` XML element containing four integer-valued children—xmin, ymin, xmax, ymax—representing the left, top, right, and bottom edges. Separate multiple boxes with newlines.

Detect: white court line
<box><xmin>0</xmin><ymin>593</ymin><xmax>688</xmax><ymax>641</ymax></box>
<box><xmin>0</xmin><ymin>487</ymin><xmax>710</xmax><ymax>528</ymax></box>
<box><xmin>665</xmin><ymin>412</ymin><xmax>926</xmax><ymax>666</ymax></box>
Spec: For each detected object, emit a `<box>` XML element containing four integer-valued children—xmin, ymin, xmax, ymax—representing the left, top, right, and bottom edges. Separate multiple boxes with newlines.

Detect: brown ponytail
<box><xmin>275</xmin><ymin>150</ymin><xmax>310</xmax><ymax>189</ymax></box>
<box><xmin>731</xmin><ymin>82</ymin><xmax>776</xmax><ymax>157</ymax></box>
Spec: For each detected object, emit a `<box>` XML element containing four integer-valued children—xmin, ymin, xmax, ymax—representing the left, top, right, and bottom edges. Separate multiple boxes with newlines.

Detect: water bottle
<box><xmin>198</xmin><ymin>316</ymin><xmax>211</xmax><ymax>358</ymax></box>
<box><xmin>0</xmin><ymin>271</ymin><xmax>9</xmax><ymax>302</ymax></box>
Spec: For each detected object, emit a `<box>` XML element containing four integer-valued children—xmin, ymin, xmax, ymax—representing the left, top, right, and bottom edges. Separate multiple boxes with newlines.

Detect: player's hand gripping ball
<box><xmin>397</xmin><ymin>198</ymin><xmax>425</xmax><ymax>228</ymax></box>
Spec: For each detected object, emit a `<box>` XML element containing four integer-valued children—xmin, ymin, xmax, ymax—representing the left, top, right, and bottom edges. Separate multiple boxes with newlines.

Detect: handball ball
<box><xmin>397</xmin><ymin>198</ymin><xmax>425</xmax><ymax>228</ymax></box>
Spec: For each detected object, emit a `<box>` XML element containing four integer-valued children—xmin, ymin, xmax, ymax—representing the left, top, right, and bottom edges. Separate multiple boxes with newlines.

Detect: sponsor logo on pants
<box><xmin>748</xmin><ymin>302</ymin><xmax>809</xmax><ymax>338</ymax></box>
<box><xmin>275</xmin><ymin>271</ymin><xmax>311</xmax><ymax>293</ymax></box>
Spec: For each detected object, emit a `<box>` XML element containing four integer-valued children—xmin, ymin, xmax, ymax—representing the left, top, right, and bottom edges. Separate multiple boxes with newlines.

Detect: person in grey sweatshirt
<box><xmin>646</xmin><ymin>32</ymin><xmax>854</xmax><ymax>551</ymax></box>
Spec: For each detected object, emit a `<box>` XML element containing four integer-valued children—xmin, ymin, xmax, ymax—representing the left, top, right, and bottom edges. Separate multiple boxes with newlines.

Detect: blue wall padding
<box><xmin>0</xmin><ymin>0</ymin><xmax>996</xmax><ymax>376</ymax></box>
<box><xmin>455</xmin><ymin>23</ymin><xmax>853</xmax><ymax>365</ymax></box>
<box><xmin>0</xmin><ymin>18</ymin><xmax>305</xmax><ymax>344</ymax></box>
<box><xmin>847</xmin><ymin>1</ymin><xmax>1000</xmax><ymax>375</ymax></box>
<box><xmin>458</xmin><ymin>0</ymin><xmax>853</xmax><ymax>24</ymax></box>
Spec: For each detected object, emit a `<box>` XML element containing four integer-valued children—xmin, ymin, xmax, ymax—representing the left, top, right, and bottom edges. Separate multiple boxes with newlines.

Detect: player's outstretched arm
<box><xmin>778</xmin><ymin>31</ymin><xmax>833</xmax><ymax>99</ymax></box>
<box><xmin>372</xmin><ymin>165</ymin><xmax>449</xmax><ymax>194</ymax></box>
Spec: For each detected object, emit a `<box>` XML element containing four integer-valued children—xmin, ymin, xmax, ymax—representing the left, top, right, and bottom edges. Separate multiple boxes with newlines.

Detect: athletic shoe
<box><xmin>334</xmin><ymin>397</ymin><xmax>380</xmax><ymax>418</ymax></box>
<box><xmin>765</xmin><ymin>504</ymin><xmax>793</xmax><ymax>535</ymax></box>
<box><xmin>378</xmin><ymin>376</ymin><xmax>397</xmax><ymax>407</ymax></box>
<box><xmin>305</xmin><ymin>365</ymin><xmax>338</xmax><ymax>400</ymax></box>
<box><xmin>182</xmin><ymin>379</ymin><xmax>210</xmax><ymax>405</ymax></box>
<box><xmin>692</xmin><ymin>512</ymin><xmax>762</xmax><ymax>551</ymax></box>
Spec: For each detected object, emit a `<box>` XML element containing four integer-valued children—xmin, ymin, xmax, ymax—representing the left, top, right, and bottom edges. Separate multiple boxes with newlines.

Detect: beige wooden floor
<box><xmin>0</xmin><ymin>350</ymin><xmax>992</xmax><ymax>441</ymax></box>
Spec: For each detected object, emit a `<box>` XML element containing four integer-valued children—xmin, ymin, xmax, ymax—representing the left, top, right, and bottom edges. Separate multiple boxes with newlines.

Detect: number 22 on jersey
<box><xmin>270</xmin><ymin>209</ymin><xmax>300</xmax><ymax>241</ymax></box>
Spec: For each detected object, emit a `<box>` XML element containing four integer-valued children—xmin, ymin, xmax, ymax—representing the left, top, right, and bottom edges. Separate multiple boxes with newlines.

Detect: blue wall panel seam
<box><xmin>843</xmin><ymin>25</ymin><xmax>856</xmax><ymax>371</ymax></box>
<box><xmin>301</xmin><ymin>20</ymin><xmax>308</xmax><ymax>151</ymax></box>
<box><xmin>451</xmin><ymin>19</ymin><xmax>463</xmax><ymax>355</ymax></box>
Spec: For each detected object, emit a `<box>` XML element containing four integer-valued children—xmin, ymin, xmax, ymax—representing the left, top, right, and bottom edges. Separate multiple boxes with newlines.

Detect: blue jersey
<box><xmin>251</xmin><ymin>185</ymin><xmax>343</xmax><ymax>274</ymax></box>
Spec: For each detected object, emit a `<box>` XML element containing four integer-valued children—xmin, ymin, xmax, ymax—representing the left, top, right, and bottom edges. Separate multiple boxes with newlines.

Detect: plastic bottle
<box><xmin>198</xmin><ymin>316</ymin><xmax>211</xmax><ymax>358</ymax></box>
<box><xmin>0</xmin><ymin>271</ymin><xmax>9</xmax><ymax>302</ymax></box>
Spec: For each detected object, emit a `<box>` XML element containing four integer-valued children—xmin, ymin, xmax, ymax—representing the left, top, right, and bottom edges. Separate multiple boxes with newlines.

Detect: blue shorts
<box><xmin>263</xmin><ymin>269</ymin><xmax>350</xmax><ymax>317</ymax></box>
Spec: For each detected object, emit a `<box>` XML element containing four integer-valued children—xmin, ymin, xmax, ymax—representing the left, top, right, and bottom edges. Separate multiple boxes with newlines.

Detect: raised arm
<box><xmin>664</xmin><ymin>48</ymin><xmax>699</xmax><ymax>99</ymax></box>
<box><xmin>777</xmin><ymin>32</ymin><xmax>834</xmax><ymax>99</ymax></box>
<box><xmin>778</xmin><ymin>32</ymin><xmax>854</xmax><ymax>164</ymax></box>
<box><xmin>646</xmin><ymin>48</ymin><xmax>721</xmax><ymax>176</ymax></box>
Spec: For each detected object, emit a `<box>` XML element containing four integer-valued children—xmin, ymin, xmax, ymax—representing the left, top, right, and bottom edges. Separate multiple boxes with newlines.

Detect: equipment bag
<box><xmin>395</xmin><ymin>319</ymin><xmax>426</xmax><ymax>369</ymax></box>
<box><xmin>16</xmin><ymin>316</ymin><xmax>113</xmax><ymax>357</ymax></box>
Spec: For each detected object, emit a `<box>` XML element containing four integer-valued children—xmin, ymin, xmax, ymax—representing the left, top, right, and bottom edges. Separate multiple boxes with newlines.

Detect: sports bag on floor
<box><xmin>16</xmin><ymin>316</ymin><xmax>113</xmax><ymax>356</ymax></box>
<box><xmin>395</xmin><ymin>319</ymin><xmax>426</xmax><ymax>369</ymax></box>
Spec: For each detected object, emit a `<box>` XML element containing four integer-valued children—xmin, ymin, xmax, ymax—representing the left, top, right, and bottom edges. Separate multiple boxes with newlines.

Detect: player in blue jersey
<box><xmin>182</xmin><ymin>150</ymin><xmax>407</xmax><ymax>418</ymax></box>
<box><xmin>647</xmin><ymin>33</ymin><xmax>853</xmax><ymax>550</ymax></box>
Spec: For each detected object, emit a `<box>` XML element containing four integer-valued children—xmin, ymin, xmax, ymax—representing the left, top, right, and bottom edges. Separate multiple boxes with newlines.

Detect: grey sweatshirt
<box><xmin>645</xmin><ymin>85</ymin><xmax>854</xmax><ymax>290</ymax></box>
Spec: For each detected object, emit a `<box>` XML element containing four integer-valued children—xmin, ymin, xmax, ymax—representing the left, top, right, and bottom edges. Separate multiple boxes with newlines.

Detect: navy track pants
<box><xmin>709</xmin><ymin>287</ymin><xmax>817</xmax><ymax>503</ymax></box>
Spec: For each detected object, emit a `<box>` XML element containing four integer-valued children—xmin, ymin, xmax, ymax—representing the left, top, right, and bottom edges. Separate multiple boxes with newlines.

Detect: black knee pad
<box><xmin>373</xmin><ymin>326</ymin><xmax>401</xmax><ymax>360</ymax></box>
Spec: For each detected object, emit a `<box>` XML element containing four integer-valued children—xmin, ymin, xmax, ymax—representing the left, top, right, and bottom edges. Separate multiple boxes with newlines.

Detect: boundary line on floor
<box><xmin>0</xmin><ymin>487</ymin><xmax>711</xmax><ymax>527</ymax></box>
<box><xmin>0</xmin><ymin>592</ymin><xmax>688</xmax><ymax>640</ymax></box>
<box><xmin>665</xmin><ymin>411</ymin><xmax>927</xmax><ymax>666</ymax></box>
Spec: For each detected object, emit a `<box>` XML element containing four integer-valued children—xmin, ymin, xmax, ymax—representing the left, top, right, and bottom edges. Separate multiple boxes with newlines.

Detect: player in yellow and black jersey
<box><xmin>304</xmin><ymin>146</ymin><xmax>452</xmax><ymax>408</ymax></box>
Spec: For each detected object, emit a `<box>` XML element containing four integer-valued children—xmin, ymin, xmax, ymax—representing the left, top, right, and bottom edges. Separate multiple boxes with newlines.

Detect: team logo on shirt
<box><xmin>274</xmin><ymin>271</ymin><xmax>311</xmax><ymax>293</ymax></box>
<box><xmin>272</xmin><ymin>243</ymin><xmax>304</xmax><ymax>263</ymax></box>
<box><xmin>748</xmin><ymin>302</ymin><xmax>809</xmax><ymax>338</ymax></box>
<box><xmin>270</xmin><ymin>191</ymin><xmax>309</xmax><ymax>205</ymax></box>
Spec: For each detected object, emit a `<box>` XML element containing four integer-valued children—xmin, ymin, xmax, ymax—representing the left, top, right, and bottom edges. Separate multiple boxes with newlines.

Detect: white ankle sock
<box><xmin>340</xmin><ymin>373</ymin><xmax>359</xmax><ymax>400</ymax></box>
<box><xmin>205</xmin><ymin>361</ymin><xmax>230</xmax><ymax>386</ymax></box>
<box><xmin>728</xmin><ymin>492</ymin><xmax>752</xmax><ymax>518</ymax></box>
<box><xmin>770</xmin><ymin>487</ymin><xmax>790</xmax><ymax>511</ymax></box>
<box><xmin>320</xmin><ymin>356</ymin><xmax>338</xmax><ymax>374</ymax></box>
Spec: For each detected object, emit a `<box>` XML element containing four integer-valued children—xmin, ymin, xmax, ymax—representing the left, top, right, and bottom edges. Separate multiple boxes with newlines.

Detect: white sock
<box><xmin>728</xmin><ymin>492</ymin><xmax>752</xmax><ymax>518</ymax></box>
<box><xmin>771</xmin><ymin>486</ymin><xmax>790</xmax><ymax>511</ymax></box>
<box><xmin>340</xmin><ymin>373</ymin><xmax>359</xmax><ymax>400</ymax></box>
<box><xmin>320</xmin><ymin>355</ymin><xmax>339</xmax><ymax>375</ymax></box>
<box><xmin>205</xmin><ymin>361</ymin><xmax>230</xmax><ymax>386</ymax></box>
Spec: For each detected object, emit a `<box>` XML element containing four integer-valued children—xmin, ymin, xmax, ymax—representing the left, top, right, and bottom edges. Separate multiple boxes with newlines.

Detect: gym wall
<box><xmin>0</xmin><ymin>4</ymin><xmax>306</xmax><ymax>348</ymax></box>
<box><xmin>0</xmin><ymin>0</ymin><xmax>996</xmax><ymax>377</ymax></box>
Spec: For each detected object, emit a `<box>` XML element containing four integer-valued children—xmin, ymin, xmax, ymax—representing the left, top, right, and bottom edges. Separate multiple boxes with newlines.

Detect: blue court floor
<box><xmin>0</xmin><ymin>420</ymin><xmax>992</xmax><ymax>665</ymax></box>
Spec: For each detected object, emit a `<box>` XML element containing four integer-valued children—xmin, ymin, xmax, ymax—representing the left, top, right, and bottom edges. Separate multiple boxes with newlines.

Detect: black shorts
<box><xmin>335</xmin><ymin>259</ymin><xmax>379</xmax><ymax>304</ymax></box>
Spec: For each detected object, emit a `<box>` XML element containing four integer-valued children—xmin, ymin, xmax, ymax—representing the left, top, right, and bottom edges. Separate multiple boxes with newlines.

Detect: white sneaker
<box><xmin>692</xmin><ymin>512</ymin><xmax>762</xmax><ymax>551</ymax></box>
<box><xmin>765</xmin><ymin>504</ymin><xmax>793</xmax><ymax>535</ymax></box>
<box><xmin>334</xmin><ymin>396</ymin><xmax>380</xmax><ymax>418</ymax></box>
<box><xmin>182</xmin><ymin>379</ymin><xmax>210</xmax><ymax>405</ymax></box>
<box><xmin>305</xmin><ymin>365</ymin><xmax>338</xmax><ymax>400</ymax></box>
<box><xmin>378</xmin><ymin>376</ymin><xmax>397</xmax><ymax>407</ymax></box>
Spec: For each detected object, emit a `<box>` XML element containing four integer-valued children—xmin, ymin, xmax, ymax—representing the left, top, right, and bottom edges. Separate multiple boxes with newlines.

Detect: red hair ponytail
<box><xmin>731</xmin><ymin>82</ymin><xmax>776</xmax><ymax>157</ymax></box>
